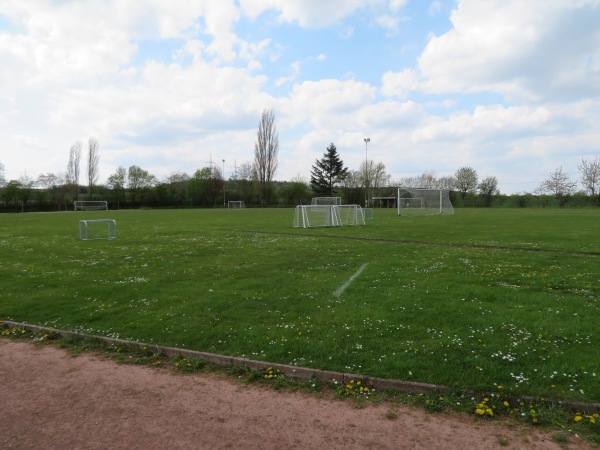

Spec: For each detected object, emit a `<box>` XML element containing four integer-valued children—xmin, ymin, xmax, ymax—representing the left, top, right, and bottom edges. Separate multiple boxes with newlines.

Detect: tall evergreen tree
<box><xmin>310</xmin><ymin>143</ymin><xmax>349</xmax><ymax>195</ymax></box>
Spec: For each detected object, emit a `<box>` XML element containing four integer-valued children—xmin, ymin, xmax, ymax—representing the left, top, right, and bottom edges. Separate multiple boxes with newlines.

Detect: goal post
<box><xmin>227</xmin><ymin>200</ymin><xmax>246</xmax><ymax>209</ymax></box>
<box><xmin>74</xmin><ymin>201</ymin><xmax>108</xmax><ymax>211</ymax></box>
<box><xmin>79</xmin><ymin>219</ymin><xmax>117</xmax><ymax>240</ymax></box>
<box><xmin>397</xmin><ymin>188</ymin><xmax>454</xmax><ymax>216</ymax></box>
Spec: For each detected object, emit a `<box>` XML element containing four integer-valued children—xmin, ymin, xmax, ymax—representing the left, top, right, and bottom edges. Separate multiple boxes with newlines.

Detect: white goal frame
<box><xmin>293</xmin><ymin>204</ymin><xmax>366</xmax><ymax>228</ymax></box>
<box><xmin>397</xmin><ymin>188</ymin><xmax>454</xmax><ymax>216</ymax></box>
<box><xmin>294</xmin><ymin>205</ymin><xmax>341</xmax><ymax>228</ymax></box>
<box><xmin>79</xmin><ymin>219</ymin><xmax>117</xmax><ymax>240</ymax></box>
<box><xmin>74</xmin><ymin>200</ymin><xmax>108</xmax><ymax>211</ymax></box>
<box><xmin>337</xmin><ymin>205</ymin><xmax>366</xmax><ymax>225</ymax></box>
<box><xmin>311</xmin><ymin>197</ymin><xmax>342</xmax><ymax>206</ymax></box>
<box><xmin>227</xmin><ymin>200</ymin><xmax>246</xmax><ymax>209</ymax></box>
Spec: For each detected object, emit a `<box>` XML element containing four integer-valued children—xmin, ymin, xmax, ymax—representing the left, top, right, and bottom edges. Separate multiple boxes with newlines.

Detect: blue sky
<box><xmin>1</xmin><ymin>0</ymin><xmax>599</xmax><ymax>194</ymax></box>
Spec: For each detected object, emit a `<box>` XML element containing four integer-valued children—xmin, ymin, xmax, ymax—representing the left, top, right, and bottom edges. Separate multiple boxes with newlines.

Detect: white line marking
<box><xmin>334</xmin><ymin>263</ymin><xmax>368</xmax><ymax>297</ymax></box>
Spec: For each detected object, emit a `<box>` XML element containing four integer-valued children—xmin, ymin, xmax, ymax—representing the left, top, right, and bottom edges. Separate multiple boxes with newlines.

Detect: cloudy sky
<box><xmin>1</xmin><ymin>0</ymin><xmax>599</xmax><ymax>194</ymax></box>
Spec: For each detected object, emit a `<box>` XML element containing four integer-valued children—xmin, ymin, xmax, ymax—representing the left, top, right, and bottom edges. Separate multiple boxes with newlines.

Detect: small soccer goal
<box><xmin>227</xmin><ymin>200</ymin><xmax>246</xmax><ymax>209</ymax></box>
<box><xmin>79</xmin><ymin>219</ymin><xmax>117</xmax><ymax>240</ymax></box>
<box><xmin>74</xmin><ymin>201</ymin><xmax>108</xmax><ymax>211</ymax></box>
<box><xmin>337</xmin><ymin>205</ymin><xmax>366</xmax><ymax>225</ymax></box>
<box><xmin>311</xmin><ymin>197</ymin><xmax>342</xmax><ymax>206</ymax></box>
<box><xmin>294</xmin><ymin>205</ymin><xmax>341</xmax><ymax>228</ymax></box>
<box><xmin>397</xmin><ymin>188</ymin><xmax>454</xmax><ymax>216</ymax></box>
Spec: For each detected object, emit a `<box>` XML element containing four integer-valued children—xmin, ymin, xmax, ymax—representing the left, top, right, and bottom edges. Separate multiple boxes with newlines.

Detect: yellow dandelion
<box><xmin>574</xmin><ymin>415</ymin><xmax>583</xmax><ymax>422</ymax></box>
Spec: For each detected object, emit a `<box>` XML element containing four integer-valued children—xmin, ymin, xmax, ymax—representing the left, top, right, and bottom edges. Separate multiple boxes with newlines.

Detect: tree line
<box><xmin>1</xmin><ymin>109</ymin><xmax>598</xmax><ymax>211</ymax></box>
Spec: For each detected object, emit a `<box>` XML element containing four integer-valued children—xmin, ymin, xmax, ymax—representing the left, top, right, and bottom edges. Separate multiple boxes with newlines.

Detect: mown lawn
<box><xmin>1</xmin><ymin>207</ymin><xmax>598</xmax><ymax>402</ymax></box>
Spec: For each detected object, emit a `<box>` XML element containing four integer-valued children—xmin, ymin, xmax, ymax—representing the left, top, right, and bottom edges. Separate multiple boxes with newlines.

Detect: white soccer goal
<box><xmin>79</xmin><ymin>219</ymin><xmax>117</xmax><ymax>240</ymax></box>
<box><xmin>397</xmin><ymin>188</ymin><xmax>454</xmax><ymax>216</ymax></box>
<box><xmin>227</xmin><ymin>200</ymin><xmax>246</xmax><ymax>209</ymax></box>
<box><xmin>337</xmin><ymin>205</ymin><xmax>366</xmax><ymax>225</ymax></box>
<box><xmin>294</xmin><ymin>205</ymin><xmax>341</xmax><ymax>228</ymax></box>
<box><xmin>311</xmin><ymin>197</ymin><xmax>342</xmax><ymax>206</ymax></box>
<box><xmin>74</xmin><ymin>201</ymin><xmax>108</xmax><ymax>211</ymax></box>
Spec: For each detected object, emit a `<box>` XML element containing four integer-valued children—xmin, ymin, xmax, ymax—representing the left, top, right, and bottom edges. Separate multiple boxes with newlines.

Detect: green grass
<box><xmin>1</xmin><ymin>208</ymin><xmax>599</xmax><ymax>403</ymax></box>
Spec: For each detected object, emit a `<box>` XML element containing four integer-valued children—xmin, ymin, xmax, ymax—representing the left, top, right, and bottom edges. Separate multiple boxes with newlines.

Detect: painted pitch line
<box><xmin>334</xmin><ymin>263</ymin><xmax>368</xmax><ymax>297</ymax></box>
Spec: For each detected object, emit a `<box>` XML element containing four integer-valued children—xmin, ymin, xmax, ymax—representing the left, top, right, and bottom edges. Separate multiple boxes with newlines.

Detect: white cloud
<box><xmin>418</xmin><ymin>0</ymin><xmax>600</xmax><ymax>102</ymax></box>
<box><xmin>380</xmin><ymin>69</ymin><xmax>420</xmax><ymax>98</ymax></box>
<box><xmin>239</xmin><ymin>0</ymin><xmax>369</xmax><ymax>27</ymax></box>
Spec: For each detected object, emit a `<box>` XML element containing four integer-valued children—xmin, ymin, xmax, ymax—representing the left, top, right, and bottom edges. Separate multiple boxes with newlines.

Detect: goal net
<box><xmin>74</xmin><ymin>201</ymin><xmax>108</xmax><ymax>211</ymax></box>
<box><xmin>311</xmin><ymin>197</ymin><xmax>342</xmax><ymax>206</ymax></box>
<box><xmin>79</xmin><ymin>219</ymin><xmax>117</xmax><ymax>240</ymax></box>
<box><xmin>227</xmin><ymin>200</ymin><xmax>246</xmax><ymax>209</ymax></box>
<box><xmin>337</xmin><ymin>205</ymin><xmax>366</xmax><ymax>225</ymax></box>
<box><xmin>294</xmin><ymin>205</ymin><xmax>341</xmax><ymax>228</ymax></box>
<box><xmin>397</xmin><ymin>188</ymin><xmax>454</xmax><ymax>216</ymax></box>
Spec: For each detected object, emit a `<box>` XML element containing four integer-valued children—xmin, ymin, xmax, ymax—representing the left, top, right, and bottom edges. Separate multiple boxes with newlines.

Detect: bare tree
<box><xmin>66</xmin><ymin>141</ymin><xmax>82</xmax><ymax>200</ymax></box>
<box><xmin>536</xmin><ymin>166</ymin><xmax>577</xmax><ymax>205</ymax></box>
<box><xmin>577</xmin><ymin>157</ymin><xmax>600</xmax><ymax>198</ymax></box>
<box><xmin>361</xmin><ymin>160</ymin><xmax>391</xmax><ymax>194</ymax></box>
<box><xmin>87</xmin><ymin>137</ymin><xmax>100</xmax><ymax>198</ymax></box>
<box><xmin>253</xmin><ymin>109</ymin><xmax>279</xmax><ymax>204</ymax></box>
<box><xmin>454</xmin><ymin>166</ymin><xmax>478</xmax><ymax>204</ymax></box>
<box><xmin>0</xmin><ymin>160</ymin><xmax>5</xmax><ymax>187</ymax></box>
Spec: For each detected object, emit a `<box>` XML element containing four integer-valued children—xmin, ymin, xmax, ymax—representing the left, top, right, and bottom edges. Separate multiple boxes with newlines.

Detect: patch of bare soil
<box><xmin>0</xmin><ymin>339</ymin><xmax>593</xmax><ymax>450</ymax></box>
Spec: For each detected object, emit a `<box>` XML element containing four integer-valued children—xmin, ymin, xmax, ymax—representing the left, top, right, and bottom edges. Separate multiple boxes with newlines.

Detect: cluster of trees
<box><xmin>1</xmin><ymin>107</ymin><xmax>598</xmax><ymax>211</ymax></box>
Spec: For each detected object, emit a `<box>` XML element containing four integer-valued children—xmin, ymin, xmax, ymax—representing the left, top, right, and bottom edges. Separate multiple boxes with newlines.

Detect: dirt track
<box><xmin>0</xmin><ymin>339</ymin><xmax>593</xmax><ymax>450</ymax></box>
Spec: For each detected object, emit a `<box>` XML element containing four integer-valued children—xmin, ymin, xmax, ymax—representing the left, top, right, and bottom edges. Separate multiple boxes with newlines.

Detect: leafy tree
<box><xmin>107</xmin><ymin>166</ymin><xmax>127</xmax><ymax>205</ymax></box>
<box><xmin>310</xmin><ymin>143</ymin><xmax>348</xmax><ymax>196</ymax></box>
<box><xmin>127</xmin><ymin>165</ymin><xmax>156</xmax><ymax>206</ymax></box>
<box><xmin>536</xmin><ymin>166</ymin><xmax>577</xmax><ymax>206</ymax></box>
<box><xmin>165</xmin><ymin>172</ymin><xmax>190</xmax><ymax>206</ymax></box>
<box><xmin>254</xmin><ymin>109</ymin><xmax>279</xmax><ymax>205</ymax></box>
<box><xmin>577</xmin><ymin>157</ymin><xmax>600</xmax><ymax>199</ymax></box>
<box><xmin>37</xmin><ymin>172</ymin><xmax>66</xmax><ymax>210</ymax></box>
<box><xmin>3</xmin><ymin>180</ymin><xmax>22</xmax><ymax>206</ymax></box>
<box><xmin>280</xmin><ymin>176</ymin><xmax>311</xmax><ymax>205</ymax></box>
<box><xmin>478</xmin><ymin>176</ymin><xmax>499</xmax><ymax>207</ymax></box>
<box><xmin>454</xmin><ymin>166</ymin><xmax>478</xmax><ymax>204</ymax></box>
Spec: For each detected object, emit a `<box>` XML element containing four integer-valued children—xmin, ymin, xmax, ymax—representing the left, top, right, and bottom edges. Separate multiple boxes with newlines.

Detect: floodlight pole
<box><xmin>222</xmin><ymin>159</ymin><xmax>226</xmax><ymax>207</ymax></box>
<box><xmin>364</xmin><ymin>137</ymin><xmax>370</xmax><ymax>208</ymax></box>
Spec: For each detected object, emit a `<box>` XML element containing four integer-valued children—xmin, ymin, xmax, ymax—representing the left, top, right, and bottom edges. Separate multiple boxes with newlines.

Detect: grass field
<box><xmin>1</xmin><ymin>207</ymin><xmax>599</xmax><ymax>403</ymax></box>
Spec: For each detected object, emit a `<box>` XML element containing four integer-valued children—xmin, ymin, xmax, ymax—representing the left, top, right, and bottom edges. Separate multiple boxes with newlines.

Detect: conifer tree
<box><xmin>310</xmin><ymin>143</ymin><xmax>348</xmax><ymax>195</ymax></box>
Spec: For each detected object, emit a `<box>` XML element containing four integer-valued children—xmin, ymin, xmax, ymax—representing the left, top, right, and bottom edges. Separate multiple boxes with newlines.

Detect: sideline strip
<box><xmin>334</xmin><ymin>263</ymin><xmax>368</xmax><ymax>298</ymax></box>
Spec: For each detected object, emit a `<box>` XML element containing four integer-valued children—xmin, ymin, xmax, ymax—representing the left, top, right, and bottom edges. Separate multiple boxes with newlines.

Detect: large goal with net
<box><xmin>74</xmin><ymin>201</ymin><xmax>108</xmax><ymax>211</ymax></box>
<box><xmin>397</xmin><ymin>188</ymin><xmax>454</xmax><ymax>216</ymax></box>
